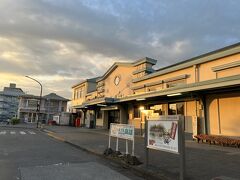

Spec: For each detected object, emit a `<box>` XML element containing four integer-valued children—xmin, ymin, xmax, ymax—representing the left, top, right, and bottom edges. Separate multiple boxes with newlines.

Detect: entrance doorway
<box><xmin>108</xmin><ymin>110</ymin><xmax>120</xmax><ymax>129</ymax></box>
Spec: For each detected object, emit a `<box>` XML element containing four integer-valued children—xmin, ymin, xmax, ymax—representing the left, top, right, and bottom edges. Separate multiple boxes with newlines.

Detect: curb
<box><xmin>42</xmin><ymin>128</ymin><xmax>170</xmax><ymax>180</ymax></box>
<box><xmin>0</xmin><ymin>125</ymin><xmax>36</xmax><ymax>130</ymax></box>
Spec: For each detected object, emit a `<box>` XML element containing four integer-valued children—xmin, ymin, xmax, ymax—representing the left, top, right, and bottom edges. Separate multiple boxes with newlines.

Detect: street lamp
<box><xmin>139</xmin><ymin>106</ymin><xmax>144</xmax><ymax>136</ymax></box>
<box><xmin>25</xmin><ymin>76</ymin><xmax>42</xmax><ymax>128</ymax></box>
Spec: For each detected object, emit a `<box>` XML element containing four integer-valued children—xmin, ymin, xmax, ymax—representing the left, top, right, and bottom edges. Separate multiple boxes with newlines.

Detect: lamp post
<box><xmin>139</xmin><ymin>106</ymin><xmax>145</xmax><ymax>136</ymax></box>
<box><xmin>25</xmin><ymin>76</ymin><xmax>42</xmax><ymax>128</ymax></box>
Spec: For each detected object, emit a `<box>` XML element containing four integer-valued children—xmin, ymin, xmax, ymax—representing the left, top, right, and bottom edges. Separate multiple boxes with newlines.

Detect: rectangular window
<box><xmin>133</xmin><ymin>106</ymin><xmax>141</xmax><ymax>118</ymax></box>
<box><xmin>28</xmin><ymin>99</ymin><xmax>38</xmax><ymax>108</ymax></box>
<box><xmin>74</xmin><ymin>90</ymin><xmax>77</xmax><ymax>99</ymax></box>
<box><xmin>149</xmin><ymin>104</ymin><xmax>164</xmax><ymax>116</ymax></box>
<box><xmin>79</xmin><ymin>88</ymin><xmax>82</xmax><ymax>98</ymax></box>
<box><xmin>168</xmin><ymin>102</ymin><xmax>184</xmax><ymax>115</ymax></box>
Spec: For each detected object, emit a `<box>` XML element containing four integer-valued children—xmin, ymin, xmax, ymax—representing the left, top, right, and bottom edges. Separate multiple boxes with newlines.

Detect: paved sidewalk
<box><xmin>28</xmin><ymin>125</ymin><xmax>237</xmax><ymax>180</ymax></box>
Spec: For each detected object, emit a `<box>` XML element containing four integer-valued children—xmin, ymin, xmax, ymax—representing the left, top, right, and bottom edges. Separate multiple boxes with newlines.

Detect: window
<box><xmin>79</xmin><ymin>90</ymin><xmax>81</xmax><ymax>98</ymax></box>
<box><xmin>74</xmin><ymin>90</ymin><xmax>77</xmax><ymax>99</ymax></box>
<box><xmin>28</xmin><ymin>99</ymin><xmax>38</xmax><ymax>108</ymax></box>
<box><xmin>149</xmin><ymin>104</ymin><xmax>164</xmax><ymax>116</ymax></box>
<box><xmin>133</xmin><ymin>106</ymin><xmax>141</xmax><ymax>118</ymax></box>
<box><xmin>168</xmin><ymin>102</ymin><xmax>184</xmax><ymax>115</ymax></box>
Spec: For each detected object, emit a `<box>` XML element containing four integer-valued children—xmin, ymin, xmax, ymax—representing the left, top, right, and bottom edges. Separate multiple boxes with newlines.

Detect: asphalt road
<box><xmin>0</xmin><ymin>127</ymin><xmax>143</xmax><ymax>180</ymax></box>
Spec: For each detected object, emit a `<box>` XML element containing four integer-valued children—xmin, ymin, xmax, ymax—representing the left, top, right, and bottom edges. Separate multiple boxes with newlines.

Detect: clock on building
<box><xmin>114</xmin><ymin>76</ymin><xmax>121</xmax><ymax>86</ymax></box>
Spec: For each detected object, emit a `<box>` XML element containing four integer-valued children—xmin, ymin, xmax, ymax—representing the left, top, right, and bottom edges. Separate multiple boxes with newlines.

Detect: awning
<box><xmin>101</xmin><ymin>105</ymin><xmax>119</xmax><ymax>111</ymax></box>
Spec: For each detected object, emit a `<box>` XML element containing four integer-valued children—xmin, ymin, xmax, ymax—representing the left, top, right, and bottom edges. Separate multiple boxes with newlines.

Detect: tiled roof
<box><xmin>43</xmin><ymin>93</ymin><xmax>69</xmax><ymax>101</ymax></box>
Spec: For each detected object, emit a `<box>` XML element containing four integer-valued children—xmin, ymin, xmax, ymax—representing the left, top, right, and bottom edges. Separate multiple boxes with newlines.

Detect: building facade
<box><xmin>72</xmin><ymin>43</ymin><xmax>240</xmax><ymax>137</ymax></box>
<box><xmin>18</xmin><ymin>93</ymin><xmax>68</xmax><ymax>123</ymax></box>
<box><xmin>0</xmin><ymin>83</ymin><xmax>24</xmax><ymax>121</ymax></box>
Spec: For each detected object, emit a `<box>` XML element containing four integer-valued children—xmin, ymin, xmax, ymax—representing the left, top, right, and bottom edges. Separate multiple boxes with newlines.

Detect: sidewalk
<box><xmin>42</xmin><ymin>125</ymin><xmax>240</xmax><ymax>180</ymax></box>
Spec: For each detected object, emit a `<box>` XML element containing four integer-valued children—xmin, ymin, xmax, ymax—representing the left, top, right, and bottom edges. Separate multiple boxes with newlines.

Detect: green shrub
<box><xmin>11</xmin><ymin>118</ymin><xmax>20</xmax><ymax>125</ymax></box>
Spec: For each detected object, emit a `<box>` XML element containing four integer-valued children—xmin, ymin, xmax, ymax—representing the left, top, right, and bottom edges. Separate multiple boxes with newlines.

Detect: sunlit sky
<box><xmin>0</xmin><ymin>0</ymin><xmax>239</xmax><ymax>98</ymax></box>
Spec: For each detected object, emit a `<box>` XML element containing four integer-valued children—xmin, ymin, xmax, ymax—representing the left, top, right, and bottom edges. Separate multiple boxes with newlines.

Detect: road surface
<box><xmin>0</xmin><ymin>127</ymin><xmax>143</xmax><ymax>180</ymax></box>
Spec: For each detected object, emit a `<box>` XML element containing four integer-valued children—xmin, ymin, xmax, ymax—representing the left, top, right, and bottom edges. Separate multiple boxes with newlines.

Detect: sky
<box><xmin>0</xmin><ymin>0</ymin><xmax>239</xmax><ymax>98</ymax></box>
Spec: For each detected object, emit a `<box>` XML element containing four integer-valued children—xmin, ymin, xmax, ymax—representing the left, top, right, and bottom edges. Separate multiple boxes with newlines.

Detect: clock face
<box><xmin>114</xmin><ymin>76</ymin><xmax>121</xmax><ymax>86</ymax></box>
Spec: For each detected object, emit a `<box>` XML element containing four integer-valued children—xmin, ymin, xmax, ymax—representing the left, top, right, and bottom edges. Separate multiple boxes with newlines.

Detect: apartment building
<box><xmin>18</xmin><ymin>93</ymin><xmax>68</xmax><ymax>123</ymax></box>
<box><xmin>72</xmin><ymin>43</ymin><xmax>240</xmax><ymax>136</ymax></box>
<box><xmin>0</xmin><ymin>83</ymin><xmax>24</xmax><ymax>121</ymax></box>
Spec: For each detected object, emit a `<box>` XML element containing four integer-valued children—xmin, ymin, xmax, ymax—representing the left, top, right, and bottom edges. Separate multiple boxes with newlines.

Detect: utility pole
<box><xmin>25</xmin><ymin>76</ymin><xmax>42</xmax><ymax>128</ymax></box>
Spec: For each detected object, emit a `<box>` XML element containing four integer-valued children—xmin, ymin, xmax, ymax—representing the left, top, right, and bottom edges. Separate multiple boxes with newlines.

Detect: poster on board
<box><xmin>147</xmin><ymin>116</ymin><xmax>179</xmax><ymax>154</ymax></box>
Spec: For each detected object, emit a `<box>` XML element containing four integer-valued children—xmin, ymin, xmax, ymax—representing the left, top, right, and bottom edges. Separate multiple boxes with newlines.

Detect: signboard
<box><xmin>53</xmin><ymin>116</ymin><xmax>60</xmax><ymax>124</ymax></box>
<box><xmin>110</xmin><ymin>123</ymin><xmax>134</xmax><ymax>140</ymax></box>
<box><xmin>147</xmin><ymin>115</ymin><xmax>180</xmax><ymax>153</ymax></box>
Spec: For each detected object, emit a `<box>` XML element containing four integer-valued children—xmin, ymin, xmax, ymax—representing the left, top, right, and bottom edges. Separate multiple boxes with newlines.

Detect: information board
<box><xmin>147</xmin><ymin>115</ymin><xmax>180</xmax><ymax>154</ymax></box>
<box><xmin>110</xmin><ymin>123</ymin><xmax>134</xmax><ymax>140</ymax></box>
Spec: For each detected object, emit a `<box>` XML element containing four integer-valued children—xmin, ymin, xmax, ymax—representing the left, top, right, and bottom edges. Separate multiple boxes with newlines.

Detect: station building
<box><xmin>72</xmin><ymin>43</ymin><xmax>240</xmax><ymax>137</ymax></box>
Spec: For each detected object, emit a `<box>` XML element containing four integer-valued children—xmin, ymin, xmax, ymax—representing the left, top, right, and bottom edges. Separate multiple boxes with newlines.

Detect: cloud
<box><xmin>0</xmin><ymin>0</ymin><xmax>239</xmax><ymax>98</ymax></box>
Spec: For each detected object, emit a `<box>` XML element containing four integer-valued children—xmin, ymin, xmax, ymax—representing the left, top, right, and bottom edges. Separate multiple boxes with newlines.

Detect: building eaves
<box><xmin>133</xmin><ymin>42</ymin><xmax>240</xmax><ymax>83</ymax></box>
<box><xmin>43</xmin><ymin>93</ymin><xmax>69</xmax><ymax>101</ymax></box>
<box><xmin>133</xmin><ymin>57</ymin><xmax>157</xmax><ymax>67</ymax></box>
<box><xmin>82</xmin><ymin>97</ymin><xmax>115</xmax><ymax>106</ymax></box>
<box><xmin>20</xmin><ymin>94</ymin><xmax>45</xmax><ymax>99</ymax></box>
<box><xmin>72</xmin><ymin>77</ymin><xmax>99</xmax><ymax>88</ymax></box>
<box><xmin>120</xmin><ymin>74</ymin><xmax>240</xmax><ymax>102</ymax></box>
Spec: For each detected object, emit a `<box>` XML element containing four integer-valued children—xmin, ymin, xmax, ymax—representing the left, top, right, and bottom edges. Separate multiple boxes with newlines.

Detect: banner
<box><xmin>110</xmin><ymin>123</ymin><xmax>134</xmax><ymax>140</ymax></box>
<box><xmin>147</xmin><ymin>116</ymin><xmax>180</xmax><ymax>153</ymax></box>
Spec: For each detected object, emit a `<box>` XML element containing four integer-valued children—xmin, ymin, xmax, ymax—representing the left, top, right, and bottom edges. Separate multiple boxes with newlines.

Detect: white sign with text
<box><xmin>110</xmin><ymin>123</ymin><xmax>134</xmax><ymax>140</ymax></box>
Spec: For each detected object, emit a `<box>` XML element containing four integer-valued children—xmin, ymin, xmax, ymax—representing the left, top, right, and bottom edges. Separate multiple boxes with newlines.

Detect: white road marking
<box><xmin>0</xmin><ymin>130</ymin><xmax>36</xmax><ymax>135</ymax></box>
<box><xmin>28</xmin><ymin>131</ymin><xmax>36</xmax><ymax>135</ymax></box>
<box><xmin>0</xmin><ymin>131</ymin><xmax>6</xmax><ymax>135</ymax></box>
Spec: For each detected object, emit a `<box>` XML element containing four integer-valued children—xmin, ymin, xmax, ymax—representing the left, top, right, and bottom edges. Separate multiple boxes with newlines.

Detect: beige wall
<box><xmin>132</xmin><ymin>53</ymin><xmax>240</xmax><ymax>94</ymax></box>
<box><xmin>85</xmin><ymin>91</ymin><xmax>97</xmax><ymax>101</ymax></box>
<box><xmin>217</xmin><ymin>66</ymin><xmax>240</xmax><ymax>79</ymax></box>
<box><xmin>103</xmin><ymin>66</ymin><xmax>134</xmax><ymax>98</ymax></box>
<box><xmin>199</xmin><ymin>53</ymin><xmax>240</xmax><ymax>81</ymax></box>
<box><xmin>96</xmin><ymin>118</ymin><xmax>103</xmax><ymax>126</ymax></box>
<box><xmin>207</xmin><ymin>93</ymin><xmax>240</xmax><ymax>136</ymax></box>
<box><xmin>133</xmin><ymin>66</ymin><xmax>195</xmax><ymax>93</ymax></box>
<box><xmin>129</xmin><ymin>118</ymin><xmax>141</xmax><ymax>129</ymax></box>
<box><xmin>72</xmin><ymin>83</ymin><xmax>87</xmax><ymax>107</ymax></box>
<box><xmin>184</xmin><ymin>101</ymin><xmax>196</xmax><ymax>133</ymax></box>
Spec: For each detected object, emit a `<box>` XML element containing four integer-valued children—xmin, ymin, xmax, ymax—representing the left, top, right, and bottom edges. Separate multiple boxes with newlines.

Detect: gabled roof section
<box><xmin>20</xmin><ymin>94</ymin><xmax>42</xmax><ymax>99</ymax></box>
<box><xmin>96</xmin><ymin>57</ymin><xmax>158</xmax><ymax>82</ymax></box>
<box><xmin>72</xmin><ymin>77</ymin><xmax>99</xmax><ymax>88</ymax></box>
<box><xmin>2</xmin><ymin>88</ymin><xmax>24</xmax><ymax>96</ymax></box>
<box><xmin>96</xmin><ymin>62</ymin><xmax>132</xmax><ymax>82</ymax></box>
<box><xmin>43</xmin><ymin>93</ymin><xmax>69</xmax><ymax>101</ymax></box>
